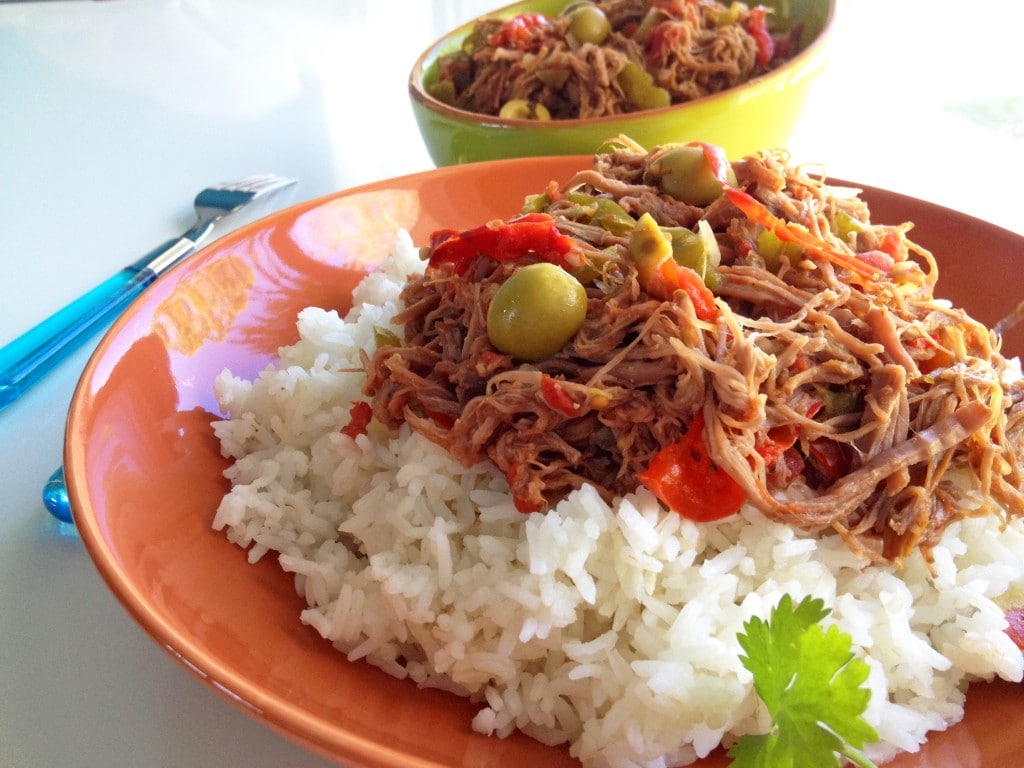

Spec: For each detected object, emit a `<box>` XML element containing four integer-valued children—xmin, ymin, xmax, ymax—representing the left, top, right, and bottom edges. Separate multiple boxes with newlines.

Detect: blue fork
<box><xmin>0</xmin><ymin>174</ymin><xmax>296</xmax><ymax>414</ymax></box>
<box><xmin>0</xmin><ymin>175</ymin><xmax>297</xmax><ymax>522</ymax></box>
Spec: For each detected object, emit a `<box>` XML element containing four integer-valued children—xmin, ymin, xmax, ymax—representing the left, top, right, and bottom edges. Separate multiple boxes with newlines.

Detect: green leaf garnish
<box><xmin>729</xmin><ymin>594</ymin><xmax>879</xmax><ymax>768</ymax></box>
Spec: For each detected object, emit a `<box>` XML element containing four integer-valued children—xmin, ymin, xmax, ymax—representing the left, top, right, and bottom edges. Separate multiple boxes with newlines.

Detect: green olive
<box><xmin>499</xmin><ymin>98</ymin><xmax>552</xmax><ymax>120</ymax></box>
<box><xmin>568</xmin><ymin>4</ymin><xmax>611</xmax><ymax>45</ymax></box>
<box><xmin>560</xmin><ymin>0</ymin><xmax>593</xmax><ymax>14</ymax></box>
<box><xmin>616</xmin><ymin>61</ymin><xmax>671</xmax><ymax>110</ymax></box>
<box><xmin>645</xmin><ymin>145</ymin><xmax>738</xmax><ymax>206</ymax></box>
<box><xmin>427</xmin><ymin>78</ymin><xmax>456</xmax><ymax>105</ymax></box>
<box><xmin>487</xmin><ymin>262</ymin><xmax>588</xmax><ymax>361</ymax></box>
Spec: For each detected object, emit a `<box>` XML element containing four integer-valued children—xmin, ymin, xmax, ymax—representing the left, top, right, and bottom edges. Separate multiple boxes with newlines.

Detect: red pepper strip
<box><xmin>427</xmin><ymin>213</ymin><xmax>578</xmax><ymax>276</ymax></box>
<box><xmin>637</xmin><ymin>249</ymin><xmax>720</xmax><ymax>322</ymax></box>
<box><xmin>340</xmin><ymin>401</ymin><xmax>373</xmax><ymax>439</ymax></box>
<box><xmin>506</xmin><ymin>462</ymin><xmax>543</xmax><ymax>514</ymax></box>
<box><xmin>755</xmin><ymin>424</ymin><xmax>799</xmax><ymax>465</ymax></box>
<box><xmin>425</xmin><ymin>409</ymin><xmax>456</xmax><ymax>430</ymax></box>
<box><xmin>687</xmin><ymin>141</ymin><xmax>732</xmax><ymax>187</ymax></box>
<box><xmin>488</xmin><ymin>13</ymin><xmax>552</xmax><ymax>52</ymax></box>
<box><xmin>644</xmin><ymin>21</ymin><xmax>684</xmax><ymax>66</ymax></box>
<box><xmin>806</xmin><ymin>438</ymin><xmax>853</xmax><ymax>483</ymax></box>
<box><xmin>1006</xmin><ymin>607</ymin><xmax>1024</xmax><ymax>650</ymax></box>
<box><xmin>878</xmin><ymin>229</ymin><xmax>904</xmax><ymax>259</ymax></box>
<box><xmin>804</xmin><ymin>399</ymin><xmax>824</xmax><ymax>419</ymax></box>
<box><xmin>725</xmin><ymin>188</ymin><xmax>892</xmax><ymax>279</ymax></box>
<box><xmin>790</xmin><ymin>354</ymin><xmax>812</xmax><ymax>374</ymax></box>
<box><xmin>907</xmin><ymin>333</ymin><xmax>954</xmax><ymax>374</ymax></box>
<box><xmin>745</xmin><ymin>6</ymin><xmax>776</xmax><ymax>67</ymax></box>
<box><xmin>513</xmin><ymin>496</ymin><xmax>542</xmax><ymax>514</ymax></box>
<box><xmin>540</xmin><ymin>375</ymin><xmax>579</xmax><ymax>417</ymax></box>
<box><xmin>675</xmin><ymin>267</ymin><xmax>721</xmax><ymax>323</ymax></box>
<box><xmin>637</xmin><ymin>412</ymin><xmax>746</xmax><ymax>522</ymax></box>
<box><xmin>856</xmin><ymin>250</ymin><xmax>897</xmax><ymax>273</ymax></box>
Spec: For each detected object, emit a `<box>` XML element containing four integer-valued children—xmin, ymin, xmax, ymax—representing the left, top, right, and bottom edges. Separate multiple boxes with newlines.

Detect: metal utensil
<box><xmin>13</xmin><ymin>175</ymin><xmax>298</xmax><ymax>524</ymax></box>
<box><xmin>0</xmin><ymin>174</ymin><xmax>296</xmax><ymax>413</ymax></box>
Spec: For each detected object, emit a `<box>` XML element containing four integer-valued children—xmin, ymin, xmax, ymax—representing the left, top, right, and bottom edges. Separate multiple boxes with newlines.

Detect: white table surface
<box><xmin>0</xmin><ymin>1</ymin><xmax>1021</xmax><ymax>767</ymax></box>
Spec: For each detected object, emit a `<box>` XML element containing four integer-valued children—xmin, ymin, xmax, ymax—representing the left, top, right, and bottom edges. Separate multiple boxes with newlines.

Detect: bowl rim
<box><xmin>408</xmin><ymin>0</ymin><xmax>838</xmax><ymax>127</ymax></box>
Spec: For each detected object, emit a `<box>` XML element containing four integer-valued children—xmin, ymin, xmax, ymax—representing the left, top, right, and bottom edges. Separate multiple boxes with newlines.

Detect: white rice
<box><xmin>212</xmin><ymin>231</ymin><xmax>1024</xmax><ymax>767</ymax></box>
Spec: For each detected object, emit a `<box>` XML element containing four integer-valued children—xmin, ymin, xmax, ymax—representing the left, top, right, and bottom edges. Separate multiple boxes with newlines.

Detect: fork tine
<box><xmin>246</xmin><ymin>175</ymin><xmax>297</xmax><ymax>195</ymax></box>
<box><xmin>211</xmin><ymin>174</ymin><xmax>295</xmax><ymax>195</ymax></box>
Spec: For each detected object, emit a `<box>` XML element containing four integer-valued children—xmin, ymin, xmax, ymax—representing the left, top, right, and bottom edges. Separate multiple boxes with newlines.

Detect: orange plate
<box><xmin>65</xmin><ymin>156</ymin><xmax>1024</xmax><ymax>768</ymax></box>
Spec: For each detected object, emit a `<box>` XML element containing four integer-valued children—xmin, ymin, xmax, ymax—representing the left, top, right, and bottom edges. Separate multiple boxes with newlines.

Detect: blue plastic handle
<box><xmin>0</xmin><ymin>233</ymin><xmax>201</xmax><ymax>412</ymax></box>
<box><xmin>0</xmin><ymin>267</ymin><xmax>157</xmax><ymax>411</ymax></box>
<box><xmin>43</xmin><ymin>465</ymin><xmax>73</xmax><ymax>524</ymax></box>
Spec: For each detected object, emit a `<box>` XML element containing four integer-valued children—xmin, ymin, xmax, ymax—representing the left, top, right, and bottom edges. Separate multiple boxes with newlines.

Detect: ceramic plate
<box><xmin>66</xmin><ymin>156</ymin><xmax>1024</xmax><ymax>768</ymax></box>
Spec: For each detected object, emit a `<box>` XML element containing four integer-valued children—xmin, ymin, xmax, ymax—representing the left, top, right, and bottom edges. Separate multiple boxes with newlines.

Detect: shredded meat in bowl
<box><xmin>364</xmin><ymin>138</ymin><xmax>1024</xmax><ymax>563</ymax></box>
<box><xmin>429</xmin><ymin>0</ymin><xmax>801</xmax><ymax>119</ymax></box>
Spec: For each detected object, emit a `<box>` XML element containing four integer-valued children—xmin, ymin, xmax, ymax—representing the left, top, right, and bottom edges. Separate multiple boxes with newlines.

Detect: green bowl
<box><xmin>409</xmin><ymin>0</ymin><xmax>836</xmax><ymax>166</ymax></box>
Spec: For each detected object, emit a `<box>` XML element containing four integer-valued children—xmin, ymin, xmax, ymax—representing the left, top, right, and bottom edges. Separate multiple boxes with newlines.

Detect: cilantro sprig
<box><xmin>729</xmin><ymin>594</ymin><xmax>879</xmax><ymax>768</ymax></box>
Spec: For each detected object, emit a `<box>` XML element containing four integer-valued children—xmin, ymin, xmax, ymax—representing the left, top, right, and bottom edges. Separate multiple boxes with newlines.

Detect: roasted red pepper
<box><xmin>488</xmin><ymin>13</ymin><xmax>552</xmax><ymax>52</ymax></box>
<box><xmin>340</xmin><ymin>401</ymin><xmax>373</xmax><ymax>439</ymax></box>
<box><xmin>506</xmin><ymin>462</ymin><xmax>543</xmax><ymax>514</ymax></box>
<box><xmin>908</xmin><ymin>332</ymin><xmax>954</xmax><ymax>374</ymax></box>
<box><xmin>641</xmin><ymin>249</ymin><xmax>720</xmax><ymax>321</ymax></box>
<box><xmin>806</xmin><ymin>438</ymin><xmax>853</xmax><ymax>484</ymax></box>
<box><xmin>427</xmin><ymin>213</ymin><xmax>579</xmax><ymax>275</ymax></box>
<box><xmin>755</xmin><ymin>424</ymin><xmax>799</xmax><ymax>465</ymax></box>
<box><xmin>425</xmin><ymin>409</ymin><xmax>456</xmax><ymax>430</ymax></box>
<box><xmin>855</xmin><ymin>249</ymin><xmax>897</xmax><ymax>273</ymax></box>
<box><xmin>644</xmin><ymin>21</ymin><xmax>684</xmax><ymax>66</ymax></box>
<box><xmin>637</xmin><ymin>412</ymin><xmax>746</xmax><ymax>522</ymax></box>
<box><xmin>540</xmin><ymin>375</ymin><xmax>579</xmax><ymax>417</ymax></box>
<box><xmin>671</xmin><ymin>263</ymin><xmax>720</xmax><ymax>322</ymax></box>
<box><xmin>745</xmin><ymin>6</ymin><xmax>775</xmax><ymax>68</ymax></box>
<box><xmin>680</xmin><ymin>140</ymin><xmax>733</xmax><ymax>189</ymax></box>
<box><xmin>877</xmin><ymin>229</ymin><xmax>904</xmax><ymax>260</ymax></box>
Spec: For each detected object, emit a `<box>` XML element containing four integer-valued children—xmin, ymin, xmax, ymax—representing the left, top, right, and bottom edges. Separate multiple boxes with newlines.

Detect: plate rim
<box><xmin>64</xmin><ymin>154</ymin><xmax>1024</xmax><ymax>768</ymax></box>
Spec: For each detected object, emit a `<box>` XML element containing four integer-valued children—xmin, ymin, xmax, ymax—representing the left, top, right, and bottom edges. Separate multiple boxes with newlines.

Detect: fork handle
<box><xmin>0</xmin><ymin>237</ymin><xmax>196</xmax><ymax>412</ymax></box>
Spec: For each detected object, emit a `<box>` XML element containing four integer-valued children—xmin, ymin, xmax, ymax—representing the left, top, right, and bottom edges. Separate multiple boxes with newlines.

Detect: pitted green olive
<box><xmin>568</xmin><ymin>4</ymin><xmax>611</xmax><ymax>44</ymax></box>
<box><xmin>645</xmin><ymin>145</ymin><xmax>738</xmax><ymax>206</ymax></box>
<box><xmin>487</xmin><ymin>262</ymin><xmax>588</xmax><ymax>361</ymax></box>
<box><xmin>499</xmin><ymin>99</ymin><xmax>552</xmax><ymax>120</ymax></box>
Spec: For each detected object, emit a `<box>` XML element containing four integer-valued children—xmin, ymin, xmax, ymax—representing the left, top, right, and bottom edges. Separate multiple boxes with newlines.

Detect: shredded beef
<box><xmin>364</xmin><ymin>139</ymin><xmax>1024</xmax><ymax>562</ymax></box>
